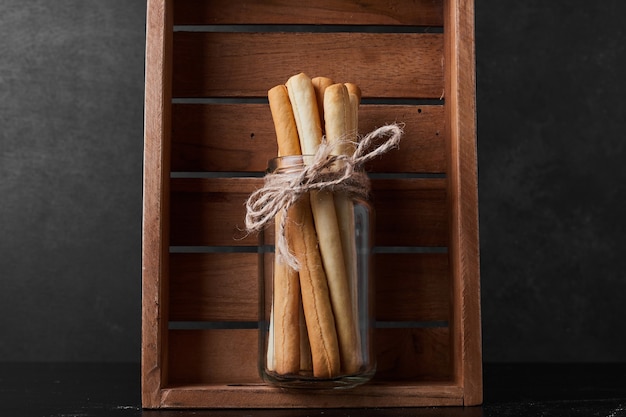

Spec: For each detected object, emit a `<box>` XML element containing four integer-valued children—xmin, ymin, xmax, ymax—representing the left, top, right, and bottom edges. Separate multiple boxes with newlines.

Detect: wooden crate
<box><xmin>142</xmin><ymin>0</ymin><xmax>481</xmax><ymax>408</ymax></box>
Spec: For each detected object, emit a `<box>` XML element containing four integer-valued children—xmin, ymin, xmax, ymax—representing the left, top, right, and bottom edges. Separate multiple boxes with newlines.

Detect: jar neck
<box><xmin>267</xmin><ymin>155</ymin><xmax>314</xmax><ymax>174</ymax></box>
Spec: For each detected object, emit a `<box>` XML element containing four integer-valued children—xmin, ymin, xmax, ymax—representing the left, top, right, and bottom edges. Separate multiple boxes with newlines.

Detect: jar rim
<box><xmin>267</xmin><ymin>155</ymin><xmax>315</xmax><ymax>173</ymax></box>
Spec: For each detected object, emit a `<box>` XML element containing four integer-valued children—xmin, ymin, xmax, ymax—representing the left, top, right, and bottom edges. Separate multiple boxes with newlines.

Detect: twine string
<box><xmin>244</xmin><ymin>123</ymin><xmax>404</xmax><ymax>269</ymax></box>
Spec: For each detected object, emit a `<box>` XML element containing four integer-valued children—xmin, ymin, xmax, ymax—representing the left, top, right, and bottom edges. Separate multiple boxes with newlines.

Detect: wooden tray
<box><xmin>142</xmin><ymin>0</ymin><xmax>482</xmax><ymax>408</ymax></box>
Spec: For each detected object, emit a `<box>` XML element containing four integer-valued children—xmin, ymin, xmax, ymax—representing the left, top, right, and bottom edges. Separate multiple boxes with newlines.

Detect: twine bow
<box><xmin>245</xmin><ymin>123</ymin><xmax>403</xmax><ymax>269</ymax></box>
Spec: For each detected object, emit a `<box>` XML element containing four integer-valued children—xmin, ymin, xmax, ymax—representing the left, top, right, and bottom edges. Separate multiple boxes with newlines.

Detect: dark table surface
<box><xmin>1</xmin><ymin>362</ymin><xmax>625</xmax><ymax>416</ymax></box>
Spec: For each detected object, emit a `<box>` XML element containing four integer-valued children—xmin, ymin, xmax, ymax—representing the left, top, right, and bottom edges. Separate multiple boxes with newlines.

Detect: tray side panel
<box><xmin>142</xmin><ymin>0</ymin><xmax>173</xmax><ymax>408</ymax></box>
<box><xmin>444</xmin><ymin>0</ymin><xmax>482</xmax><ymax>406</ymax></box>
<box><xmin>159</xmin><ymin>383</ymin><xmax>466</xmax><ymax>408</ymax></box>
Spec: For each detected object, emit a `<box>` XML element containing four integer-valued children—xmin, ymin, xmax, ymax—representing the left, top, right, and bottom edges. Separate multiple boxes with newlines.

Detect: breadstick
<box><xmin>266</xmin><ymin>303</ymin><xmax>275</xmax><ymax>371</ymax></box>
<box><xmin>289</xmin><ymin>196</ymin><xmax>340</xmax><ymax>378</ymax></box>
<box><xmin>287</xmin><ymin>73</ymin><xmax>361</xmax><ymax>375</ymax></box>
<box><xmin>323</xmin><ymin>83</ymin><xmax>362</xmax><ymax>374</ymax></box>
<box><xmin>267</xmin><ymin>85</ymin><xmax>301</xmax><ymax>375</ymax></box>
<box><xmin>343</xmin><ymin>82</ymin><xmax>363</xmax><ymax>367</ymax></box>
<box><xmin>285</xmin><ymin>73</ymin><xmax>324</xmax><ymax>156</ymax></box>
<box><xmin>342</xmin><ymin>81</ymin><xmax>362</xmax><ymax>292</ymax></box>
<box><xmin>269</xmin><ymin>85</ymin><xmax>301</xmax><ymax>157</ymax></box>
<box><xmin>299</xmin><ymin>301</ymin><xmax>313</xmax><ymax>372</ymax></box>
<box><xmin>344</xmin><ymin>82</ymin><xmax>361</xmax><ymax>152</ymax></box>
<box><xmin>344</xmin><ymin>83</ymin><xmax>362</xmax><ymax>105</ymax></box>
<box><xmin>275</xmin><ymin>76</ymin><xmax>341</xmax><ymax>378</ymax></box>
<box><xmin>311</xmin><ymin>76</ymin><xmax>334</xmax><ymax>132</ymax></box>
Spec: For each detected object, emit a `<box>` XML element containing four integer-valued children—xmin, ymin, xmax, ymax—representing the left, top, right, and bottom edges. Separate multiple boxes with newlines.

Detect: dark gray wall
<box><xmin>476</xmin><ymin>1</ymin><xmax>626</xmax><ymax>361</ymax></box>
<box><xmin>0</xmin><ymin>1</ymin><xmax>146</xmax><ymax>361</ymax></box>
<box><xmin>1</xmin><ymin>1</ymin><xmax>624</xmax><ymax>362</ymax></box>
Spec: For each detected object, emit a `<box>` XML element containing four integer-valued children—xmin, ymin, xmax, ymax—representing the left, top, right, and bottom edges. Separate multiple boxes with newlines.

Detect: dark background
<box><xmin>1</xmin><ymin>1</ymin><xmax>624</xmax><ymax>363</ymax></box>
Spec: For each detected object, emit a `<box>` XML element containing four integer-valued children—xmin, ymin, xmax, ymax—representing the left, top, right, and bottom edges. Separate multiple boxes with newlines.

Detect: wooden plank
<box><xmin>172</xmin><ymin>32</ymin><xmax>444</xmax><ymax>99</ymax></box>
<box><xmin>142</xmin><ymin>0</ymin><xmax>172</xmax><ymax>408</ymax></box>
<box><xmin>375</xmin><ymin>327</ymin><xmax>452</xmax><ymax>381</ymax></box>
<box><xmin>372</xmin><ymin>178</ymin><xmax>448</xmax><ymax>247</ymax></box>
<box><xmin>167</xmin><ymin>328</ymin><xmax>451</xmax><ymax>386</ymax></box>
<box><xmin>173</xmin><ymin>0</ymin><xmax>444</xmax><ymax>26</ymax></box>
<box><xmin>171</xmin><ymin>104</ymin><xmax>445</xmax><ymax>173</ymax></box>
<box><xmin>171</xmin><ymin>103</ymin><xmax>274</xmax><ymax>172</ymax></box>
<box><xmin>169</xmin><ymin>178</ymin><xmax>260</xmax><ymax>246</ymax></box>
<box><xmin>360</xmin><ymin>105</ymin><xmax>446</xmax><ymax>174</ymax></box>
<box><xmin>444</xmin><ymin>0</ymin><xmax>482</xmax><ymax>406</ymax></box>
<box><xmin>168</xmin><ymin>329</ymin><xmax>260</xmax><ymax>385</ymax></box>
<box><xmin>169</xmin><ymin>253</ymin><xmax>259</xmax><ymax>321</ymax></box>
<box><xmin>167</xmin><ymin>253</ymin><xmax>449</xmax><ymax>322</ymax></box>
<box><xmin>375</xmin><ymin>253</ymin><xmax>449</xmax><ymax>321</ymax></box>
<box><xmin>170</xmin><ymin>178</ymin><xmax>448</xmax><ymax>247</ymax></box>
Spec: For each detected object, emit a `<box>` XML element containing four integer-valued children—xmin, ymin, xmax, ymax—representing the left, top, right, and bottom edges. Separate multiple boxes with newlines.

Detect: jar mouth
<box><xmin>267</xmin><ymin>155</ymin><xmax>315</xmax><ymax>173</ymax></box>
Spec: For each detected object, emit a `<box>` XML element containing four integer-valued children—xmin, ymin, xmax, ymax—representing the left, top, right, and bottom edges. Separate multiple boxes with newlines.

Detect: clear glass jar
<box><xmin>259</xmin><ymin>155</ymin><xmax>375</xmax><ymax>389</ymax></box>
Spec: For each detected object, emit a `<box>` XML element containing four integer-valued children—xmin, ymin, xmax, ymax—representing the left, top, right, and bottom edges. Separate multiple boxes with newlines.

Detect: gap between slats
<box><xmin>168</xmin><ymin>321</ymin><xmax>449</xmax><ymax>330</ymax></box>
<box><xmin>173</xmin><ymin>25</ymin><xmax>443</xmax><ymax>34</ymax></box>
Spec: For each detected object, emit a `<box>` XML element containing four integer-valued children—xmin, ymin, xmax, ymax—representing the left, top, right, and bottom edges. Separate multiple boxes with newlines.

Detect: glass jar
<box><xmin>259</xmin><ymin>155</ymin><xmax>375</xmax><ymax>389</ymax></box>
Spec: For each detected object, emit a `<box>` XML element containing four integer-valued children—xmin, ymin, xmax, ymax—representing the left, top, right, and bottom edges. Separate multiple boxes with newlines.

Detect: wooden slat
<box><xmin>171</xmin><ymin>104</ymin><xmax>445</xmax><ymax>173</ymax></box>
<box><xmin>169</xmin><ymin>178</ymin><xmax>260</xmax><ymax>246</ymax></box>
<box><xmin>171</xmin><ymin>103</ymin><xmax>273</xmax><ymax>172</ymax></box>
<box><xmin>168</xmin><ymin>329</ymin><xmax>260</xmax><ymax>384</ymax></box>
<box><xmin>361</xmin><ymin>105</ymin><xmax>446</xmax><ymax>174</ymax></box>
<box><xmin>167</xmin><ymin>253</ymin><xmax>449</xmax><ymax>322</ymax></box>
<box><xmin>375</xmin><ymin>253</ymin><xmax>449</xmax><ymax>321</ymax></box>
<box><xmin>375</xmin><ymin>327</ymin><xmax>452</xmax><ymax>381</ymax></box>
<box><xmin>169</xmin><ymin>253</ymin><xmax>258</xmax><ymax>321</ymax></box>
<box><xmin>172</xmin><ymin>32</ymin><xmax>444</xmax><ymax>99</ymax></box>
<box><xmin>167</xmin><ymin>328</ymin><xmax>451</xmax><ymax>385</ymax></box>
<box><xmin>173</xmin><ymin>0</ymin><xmax>444</xmax><ymax>26</ymax></box>
<box><xmin>372</xmin><ymin>178</ymin><xmax>448</xmax><ymax>247</ymax></box>
<box><xmin>170</xmin><ymin>178</ymin><xmax>448</xmax><ymax>247</ymax></box>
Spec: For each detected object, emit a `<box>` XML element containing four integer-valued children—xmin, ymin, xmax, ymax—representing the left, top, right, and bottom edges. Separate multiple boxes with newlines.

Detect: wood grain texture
<box><xmin>167</xmin><ymin>328</ymin><xmax>453</xmax><ymax>387</ymax></box>
<box><xmin>167</xmin><ymin>253</ymin><xmax>449</xmax><ymax>322</ymax></box>
<box><xmin>169</xmin><ymin>178</ymin><xmax>448</xmax><ymax>247</ymax></box>
<box><xmin>372</xmin><ymin>178</ymin><xmax>448</xmax><ymax>247</ymax></box>
<box><xmin>172</xmin><ymin>32</ymin><xmax>444</xmax><ymax>99</ymax></box>
<box><xmin>444</xmin><ymin>0</ymin><xmax>483</xmax><ymax>406</ymax></box>
<box><xmin>375</xmin><ymin>253</ymin><xmax>450</xmax><ymax>321</ymax></box>
<box><xmin>169</xmin><ymin>178</ymin><xmax>260</xmax><ymax>246</ymax></box>
<box><xmin>171</xmin><ymin>104</ymin><xmax>446</xmax><ymax>173</ymax></box>
<box><xmin>169</xmin><ymin>253</ymin><xmax>258</xmax><ymax>321</ymax></box>
<box><xmin>168</xmin><ymin>329</ymin><xmax>260</xmax><ymax>385</ymax></box>
<box><xmin>173</xmin><ymin>0</ymin><xmax>444</xmax><ymax>26</ymax></box>
<box><xmin>375</xmin><ymin>327</ymin><xmax>452</xmax><ymax>381</ymax></box>
<box><xmin>159</xmin><ymin>382</ymin><xmax>464</xmax><ymax>408</ymax></box>
<box><xmin>142</xmin><ymin>0</ymin><xmax>172</xmax><ymax>408</ymax></box>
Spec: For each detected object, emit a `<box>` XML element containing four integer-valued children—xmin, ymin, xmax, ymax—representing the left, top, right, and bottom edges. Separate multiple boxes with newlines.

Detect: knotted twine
<box><xmin>245</xmin><ymin>123</ymin><xmax>404</xmax><ymax>270</ymax></box>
